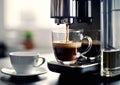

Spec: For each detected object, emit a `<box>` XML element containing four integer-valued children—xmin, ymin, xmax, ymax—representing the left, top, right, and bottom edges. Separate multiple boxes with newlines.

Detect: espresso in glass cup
<box><xmin>80</xmin><ymin>29</ymin><xmax>101</xmax><ymax>62</ymax></box>
<box><xmin>52</xmin><ymin>29</ymin><xmax>92</xmax><ymax>65</ymax></box>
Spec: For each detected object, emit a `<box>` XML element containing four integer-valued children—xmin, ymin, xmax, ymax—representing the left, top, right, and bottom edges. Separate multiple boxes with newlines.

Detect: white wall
<box><xmin>0</xmin><ymin>0</ymin><xmax>63</xmax><ymax>51</ymax></box>
<box><xmin>2</xmin><ymin>0</ymin><xmax>68</xmax><ymax>52</ymax></box>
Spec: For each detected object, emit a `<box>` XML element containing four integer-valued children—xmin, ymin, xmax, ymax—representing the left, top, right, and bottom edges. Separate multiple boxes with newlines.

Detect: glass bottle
<box><xmin>101</xmin><ymin>0</ymin><xmax>120</xmax><ymax>77</ymax></box>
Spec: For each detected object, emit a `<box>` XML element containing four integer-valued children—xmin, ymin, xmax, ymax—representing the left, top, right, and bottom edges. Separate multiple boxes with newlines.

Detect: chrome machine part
<box><xmin>50</xmin><ymin>0</ymin><xmax>92</xmax><ymax>25</ymax></box>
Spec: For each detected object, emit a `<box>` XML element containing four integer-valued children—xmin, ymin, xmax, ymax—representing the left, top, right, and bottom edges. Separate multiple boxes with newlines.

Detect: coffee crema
<box><xmin>53</xmin><ymin>42</ymin><xmax>82</xmax><ymax>48</ymax></box>
<box><xmin>53</xmin><ymin>42</ymin><xmax>82</xmax><ymax>61</ymax></box>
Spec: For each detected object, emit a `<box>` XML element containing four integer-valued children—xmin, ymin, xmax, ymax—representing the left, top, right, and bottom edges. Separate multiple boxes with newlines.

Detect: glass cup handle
<box><xmin>34</xmin><ymin>56</ymin><xmax>45</xmax><ymax>67</ymax></box>
<box><xmin>81</xmin><ymin>36</ymin><xmax>92</xmax><ymax>55</ymax></box>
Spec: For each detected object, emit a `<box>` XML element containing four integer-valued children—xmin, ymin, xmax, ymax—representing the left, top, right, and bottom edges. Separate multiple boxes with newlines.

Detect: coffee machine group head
<box><xmin>50</xmin><ymin>0</ymin><xmax>92</xmax><ymax>25</ymax></box>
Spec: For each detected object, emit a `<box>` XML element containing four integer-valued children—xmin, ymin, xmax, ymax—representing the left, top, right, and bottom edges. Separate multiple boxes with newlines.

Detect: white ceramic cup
<box><xmin>9</xmin><ymin>52</ymin><xmax>45</xmax><ymax>74</ymax></box>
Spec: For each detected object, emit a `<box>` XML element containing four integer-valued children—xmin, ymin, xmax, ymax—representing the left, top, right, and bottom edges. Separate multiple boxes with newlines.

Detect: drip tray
<box><xmin>47</xmin><ymin>61</ymin><xmax>100</xmax><ymax>74</ymax></box>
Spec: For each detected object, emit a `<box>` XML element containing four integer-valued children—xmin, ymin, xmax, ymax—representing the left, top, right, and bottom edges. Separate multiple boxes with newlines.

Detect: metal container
<box><xmin>101</xmin><ymin>0</ymin><xmax>120</xmax><ymax>77</ymax></box>
<box><xmin>50</xmin><ymin>0</ymin><xmax>92</xmax><ymax>24</ymax></box>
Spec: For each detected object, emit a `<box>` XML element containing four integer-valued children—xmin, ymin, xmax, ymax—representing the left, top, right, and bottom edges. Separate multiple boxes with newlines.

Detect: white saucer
<box><xmin>1</xmin><ymin>67</ymin><xmax>47</xmax><ymax>77</ymax></box>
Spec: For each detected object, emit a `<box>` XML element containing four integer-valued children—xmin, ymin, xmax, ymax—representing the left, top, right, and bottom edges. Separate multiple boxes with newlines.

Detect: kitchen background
<box><xmin>0</xmin><ymin>0</ymin><xmax>100</xmax><ymax>57</ymax></box>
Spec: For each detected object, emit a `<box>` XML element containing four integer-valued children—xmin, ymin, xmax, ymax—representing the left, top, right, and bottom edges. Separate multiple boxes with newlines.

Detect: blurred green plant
<box><xmin>23</xmin><ymin>30</ymin><xmax>33</xmax><ymax>41</ymax></box>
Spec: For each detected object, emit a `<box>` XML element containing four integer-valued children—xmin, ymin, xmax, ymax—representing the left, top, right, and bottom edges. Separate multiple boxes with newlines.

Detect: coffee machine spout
<box><xmin>50</xmin><ymin>0</ymin><xmax>92</xmax><ymax>25</ymax></box>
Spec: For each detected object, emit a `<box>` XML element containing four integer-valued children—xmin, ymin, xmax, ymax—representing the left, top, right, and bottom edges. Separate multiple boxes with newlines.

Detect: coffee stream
<box><xmin>66</xmin><ymin>24</ymin><xmax>69</xmax><ymax>42</ymax></box>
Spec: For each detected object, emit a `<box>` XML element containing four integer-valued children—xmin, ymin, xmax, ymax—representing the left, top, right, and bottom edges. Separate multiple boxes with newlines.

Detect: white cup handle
<box><xmin>34</xmin><ymin>56</ymin><xmax>45</xmax><ymax>67</ymax></box>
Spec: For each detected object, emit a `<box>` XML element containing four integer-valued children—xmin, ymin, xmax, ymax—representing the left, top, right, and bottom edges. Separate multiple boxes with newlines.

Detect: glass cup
<box><xmin>80</xmin><ymin>29</ymin><xmax>101</xmax><ymax>63</ymax></box>
<box><xmin>52</xmin><ymin>29</ymin><xmax>92</xmax><ymax>65</ymax></box>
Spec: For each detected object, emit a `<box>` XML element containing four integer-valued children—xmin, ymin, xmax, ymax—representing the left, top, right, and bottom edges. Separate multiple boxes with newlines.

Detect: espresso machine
<box><xmin>48</xmin><ymin>0</ymin><xmax>120</xmax><ymax>77</ymax></box>
<box><xmin>48</xmin><ymin>0</ymin><xmax>100</xmax><ymax>75</ymax></box>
